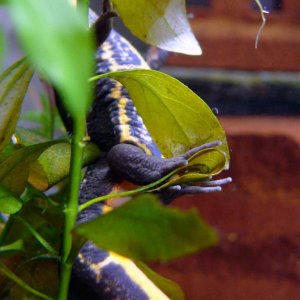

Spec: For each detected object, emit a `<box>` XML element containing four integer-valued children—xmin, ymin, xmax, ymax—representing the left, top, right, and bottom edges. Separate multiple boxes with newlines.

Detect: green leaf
<box><xmin>0</xmin><ymin>239</ymin><xmax>24</xmax><ymax>257</ymax></box>
<box><xmin>9</xmin><ymin>0</ymin><xmax>93</xmax><ymax>120</ymax></box>
<box><xmin>104</xmin><ymin>69</ymin><xmax>229</xmax><ymax>167</ymax></box>
<box><xmin>15</xmin><ymin>128</ymin><xmax>101</xmax><ymax>191</ymax></box>
<box><xmin>0</xmin><ymin>184</ymin><xmax>22</xmax><ymax>214</ymax></box>
<box><xmin>75</xmin><ymin>194</ymin><xmax>218</xmax><ymax>261</ymax></box>
<box><xmin>135</xmin><ymin>261</ymin><xmax>185</xmax><ymax>300</ymax></box>
<box><xmin>111</xmin><ymin>0</ymin><xmax>201</xmax><ymax>55</ymax></box>
<box><xmin>0</xmin><ymin>58</ymin><xmax>33</xmax><ymax>152</ymax></box>
<box><xmin>0</xmin><ymin>140</ymin><xmax>63</xmax><ymax>195</ymax></box>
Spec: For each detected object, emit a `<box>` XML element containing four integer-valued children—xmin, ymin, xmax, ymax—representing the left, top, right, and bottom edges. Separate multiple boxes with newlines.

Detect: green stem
<box><xmin>79</xmin><ymin>168</ymin><xmax>178</xmax><ymax>212</ymax></box>
<box><xmin>57</xmin><ymin>118</ymin><xmax>86</xmax><ymax>300</ymax></box>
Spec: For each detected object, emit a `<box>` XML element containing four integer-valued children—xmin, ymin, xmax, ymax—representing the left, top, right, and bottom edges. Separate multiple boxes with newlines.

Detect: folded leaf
<box><xmin>75</xmin><ymin>194</ymin><xmax>218</xmax><ymax>262</ymax></box>
<box><xmin>0</xmin><ymin>58</ymin><xmax>33</xmax><ymax>152</ymax></box>
<box><xmin>111</xmin><ymin>0</ymin><xmax>201</xmax><ymax>55</ymax></box>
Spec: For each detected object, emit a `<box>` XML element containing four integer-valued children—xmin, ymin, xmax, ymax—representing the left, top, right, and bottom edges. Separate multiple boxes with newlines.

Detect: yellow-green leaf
<box><xmin>111</xmin><ymin>0</ymin><xmax>201</xmax><ymax>55</ymax></box>
<box><xmin>0</xmin><ymin>58</ymin><xmax>33</xmax><ymax>151</ymax></box>
<box><xmin>15</xmin><ymin>128</ymin><xmax>101</xmax><ymax>191</ymax></box>
<box><xmin>0</xmin><ymin>184</ymin><xmax>22</xmax><ymax>214</ymax></box>
<box><xmin>104</xmin><ymin>69</ymin><xmax>229</xmax><ymax>168</ymax></box>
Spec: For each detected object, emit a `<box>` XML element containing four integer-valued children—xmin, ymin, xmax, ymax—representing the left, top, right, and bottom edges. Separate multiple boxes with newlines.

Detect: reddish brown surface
<box><xmin>152</xmin><ymin>117</ymin><xmax>300</xmax><ymax>300</ymax></box>
<box><xmin>166</xmin><ymin>0</ymin><xmax>300</xmax><ymax>71</ymax></box>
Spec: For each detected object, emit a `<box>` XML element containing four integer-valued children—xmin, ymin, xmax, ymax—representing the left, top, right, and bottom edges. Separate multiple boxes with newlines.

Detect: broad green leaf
<box><xmin>0</xmin><ymin>58</ymin><xmax>33</xmax><ymax>151</ymax></box>
<box><xmin>0</xmin><ymin>184</ymin><xmax>22</xmax><ymax>214</ymax></box>
<box><xmin>15</xmin><ymin>128</ymin><xmax>101</xmax><ymax>191</ymax></box>
<box><xmin>75</xmin><ymin>194</ymin><xmax>218</xmax><ymax>261</ymax></box>
<box><xmin>9</xmin><ymin>0</ymin><xmax>93</xmax><ymax>119</ymax></box>
<box><xmin>105</xmin><ymin>69</ymin><xmax>229</xmax><ymax>167</ymax></box>
<box><xmin>111</xmin><ymin>0</ymin><xmax>201</xmax><ymax>55</ymax></box>
<box><xmin>0</xmin><ymin>240</ymin><xmax>23</xmax><ymax>257</ymax></box>
<box><xmin>0</xmin><ymin>140</ymin><xmax>62</xmax><ymax>195</ymax></box>
<box><xmin>135</xmin><ymin>261</ymin><xmax>185</xmax><ymax>300</ymax></box>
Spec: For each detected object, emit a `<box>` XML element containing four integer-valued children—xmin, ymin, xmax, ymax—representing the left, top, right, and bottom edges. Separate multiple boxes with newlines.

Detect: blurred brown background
<box><xmin>151</xmin><ymin>1</ymin><xmax>300</xmax><ymax>299</ymax></box>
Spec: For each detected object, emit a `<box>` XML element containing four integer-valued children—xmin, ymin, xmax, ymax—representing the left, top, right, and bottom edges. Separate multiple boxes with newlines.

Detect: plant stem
<box><xmin>79</xmin><ymin>168</ymin><xmax>179</xmax><ymax>212</ymax></box>
<box><xmin>57</xmin><ymin>118</ymin><xmax>86</xmax><ymax>300</ymax></box>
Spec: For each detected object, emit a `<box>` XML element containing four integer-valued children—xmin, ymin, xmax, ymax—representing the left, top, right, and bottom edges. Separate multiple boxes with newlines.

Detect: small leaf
<box><xmin>111</xmin><ymin>0</ymin><xmax>201</xmax><ymax>55</ymax></box>
<box><xmin>75</xmin><ymin>194</ymin><xmax>218</xmax><ymax>261</ymax></box>
<box><xmin>0</xmin><ymin>184</ymin><xmax>22</xmax><ymax>214</ymax></box>
<box><xmin>0</xmin><ymin>240</ymin><xmax>24</xmax><ymax>257</ymax></box>
<box><xmin>0</xmin><ymin>58</ymin><xmax>33</xmax><ymax>151</ymax></box>
<box><xmin>105</xmin><ymin>69</ymin><xmax>229</xmax><ymax>167</ymax></box>
<box><xmin>135</xmin><ymin>261</ymin><xmax>185</xmax><ymax>300</ymax></box>
<box><xmin>0</xmin><ymin>140</ymin><xmax>63</xmax><ymax>195</ymax></box>
<box><xmin>15</xmin><ymin>128</ymin><xmax>101</xmax><ymax>191</ymax></box>
<box><xmin>9</xmin><ymin>0</ymin><xmax>93</xmax><ymax>120</ymax></box>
